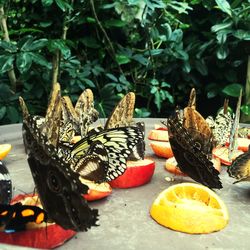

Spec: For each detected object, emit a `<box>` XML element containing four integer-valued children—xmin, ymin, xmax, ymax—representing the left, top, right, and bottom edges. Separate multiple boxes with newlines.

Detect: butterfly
<box><xmin>69</xmin><ymin>125</ymin><xmax>144</xmax><ymax>181</ymax></box>
<box><xmin>206</xmin><ymin>99</ymin><xmax>233</xmax><ymax>147</ymax></box>
<box><xmin>0</xmin><ymin>161</ymin><xmax>12</xmax><ymax>205</ymax></box>
<box><xmin>183</xmin><ymin>88</ymin><xmax>214</xmax><ymax>157</ymax></box>
<box><xmin>19</xmin><ymin>93</ymin><xmax>99</xmax><ymax>232</ymax></box>
<box><xmin>228</xmin><ymin>89</ymin><xmax>242</xmax><ymax>161</ymax></box>
<box><xmin>228</xmin><ymin>145</ymin><xmax>250</xmax><ymax>183</ymax></box>
<box><xmin>164</xmin><ymin>110</ymin><xmax>222</xmax><ymax>189</ymax></box>
<box><xmin>0</xmin><ymin>202</ymin><xmax>47</xmax><ymax>233</ymax></box>
<box><xmin>104</xmin><ymin>92</ymin><xmax>145</xmax><ymax>161</ymax></box>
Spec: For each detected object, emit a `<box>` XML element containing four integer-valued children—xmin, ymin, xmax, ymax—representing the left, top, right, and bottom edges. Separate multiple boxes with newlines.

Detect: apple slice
<box><xmin>212</xmin><ymin>147</ymin><xmax>244</xmax><ymax>166</ymax></box>
<box><xmin>154</xmin><ymin>124</ymin><xmax>168</xmax><ymax>130</ymax></box>
<box><xmin>0</xmin><ymin>194</ymin><xmax>76</xmax><ymax>249</ymax></box>
<box><xmin>165</xmin><ymin>156</ymin><xmax>221</xmax><ymax>176</ymax></box>
<box><xmin>109</xmin><ymin>159</ymin><xmax>155</xmax><ymax>188</ymax></box>
<box><xmin>148</xmin><ymin>129</ymin><xmax>169</xmax><ymax>141</ymax></box>
<box><xmin>225</xmin><ymin>137</ymin><xmax>250</xmax><ymax>152</ymax></box>
<box><xmin>150</xmin><ymin>141</ymin><xmax>173</xmax><ymax>158</ymax></box>
<box><xmin>165</xmin><ymin>157</ymin><xmax>187</xmax><ymax>176</ymax></box>
<box><xmin>80</xmin><ymin>178</ymin><xmax>112</xmax><ymax>201</ymax></box>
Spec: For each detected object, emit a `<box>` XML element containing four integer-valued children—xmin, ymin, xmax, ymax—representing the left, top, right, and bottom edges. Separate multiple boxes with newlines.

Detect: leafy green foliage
<box><xmin>0</xmin><ymin>0</ymin><xmax>249</xmax><ymax>125</ymax></box>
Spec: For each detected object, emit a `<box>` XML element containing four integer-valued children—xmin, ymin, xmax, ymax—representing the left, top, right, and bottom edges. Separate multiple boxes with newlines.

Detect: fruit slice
<box><xmin>165</xmin><ymin>157</ymin><xmax>187</xmax><ymax>176</ymax></box>
<box><xmin>109</xmin><ymin>159</ymin><xmax>155</xmax><ymax>188</ymax></box>
<box><xmin>0</xmin><ymin>194</ymin><xmax>76</xmax><ymax>249</ymax></box>
<box><xmin>212</xmin><ymin>147</ymin><xmax>244</xmax><ymax>166</ymax></box>
<box><xmin>148</xmin><ymin>129</ymin><xmax>169</xmax><ymax>141</ymax></box>
<box><xmin>154</xmin><ymin>124</ymin><xmax>168</xmax><ymax>130</ymax></box>
<box><xmin>150</xmin><ymin>183</ymin><xmax>229</xmax><ymax>234</ymax></box>
<box><xmin>80</xmin><ymin>178</ymin><xmax>112</xmax><ymax>201</ymax></box>
<box><xmin>165</xmin><ymin>157</ymin><xmax>221</xmax><ymax>176</ymax></box>
<box><xmin>150</xmin><ymin>141</ymin><xmax>173</xmax><ymax>158</ymax></box>
<box><xmin>0</xmin><ymin>144</ymin><xmax>12</xmax><ymax>160</ymax></box>
<box><xmin>225</xmin><ymin>137</ymin><xmax>250</xmax><ymax>152</ymax></box>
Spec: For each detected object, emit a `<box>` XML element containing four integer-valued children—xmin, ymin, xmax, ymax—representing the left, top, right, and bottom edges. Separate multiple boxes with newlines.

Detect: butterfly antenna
<box><xmin>228</xmin><ymin>89</ymin><xmax>242</xmax><ymax>161</ymax></box>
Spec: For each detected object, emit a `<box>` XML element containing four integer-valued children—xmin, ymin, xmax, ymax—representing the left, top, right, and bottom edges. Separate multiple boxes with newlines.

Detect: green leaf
<box><xmin>215</xmin><ymin>0</ymin><xmax>232</xmax><ymax>16</ymax></box>
<box><xmin>82</xmin><ymin>78</ymin><xmax>95</xmax><ymax>88</ymax></box>
<box><xmin>6</xmin><ymin>106</ymin><xmax>19</xmax><ymax>123</ymax></box>
<box><xmin>216</xmin><ymin>46</ymin><xmax>228</xmax><ymax>60</ymax></box>
<box><xmin>104</xmin><ymin>19</ymin><xmax>127</xmax><ymax>28</ymax></box>
<box><xmin>19</xmin><ymin>35</ymin><xmax>35</xmax><ymax>51</ymax></box>
<box><xmin>116</xmin><ymin>54</ymin><xmax>131</xmax><ymax>65</ymax></box>
<box><xmin>0</xmin><ymin>106</ymin><xmax>6</xmax><ymax>120</ymax></box>
<box><xmin>48</xmin><ymin>39</ymin><xmax>71</xmax><ymax>58</ymax></box>
<box><xmin>55</xmin><ymin>0</ymin><xmax>72</xmax><ymax>11</ymax></box>
<box><xmin>28</xmin><ymin>39</ymin><xmax>48</xmax><ymax>51</ymax></box>
<box><xmin>106</xmin><ymin>73</ymin><xmax>118</xmax><ymax>82</ymax></box>
<box><xmin>16</xmin><ymin>52</ymin><xmax>33</xmax><ymax>73</ymax></box>
<box><xmin>211</xmin><ymin>21</ymin><xmax>233</xmax><ymax>33</ymax></box>
<box><xmin>144</xmin><ymin>49</ymin><xmax>163</xmax><ymax>56</ymax></box>
<box><xmin>0</xmin><ymin>55</ymin><xmax>15</xmax><ymax>73</ymax></box>
<box><xmin>134</xmin><ymin>108</ymin><xmax>151</xmax><ymax>118</ymax></box>
<box><xmin>241</xmin><ymin>105</ymin><xmax>250</xmax><ymax>116</ymax></box>
<box><xmin>0</xmin><ymin>41</ymin><xmax>17</xmax><ymax>53</ymax></box>
<box><xmin>222</xmin><ymin>83</ymin><xmax>243</xmax><ymax>97</ymax></box>
<box><xmin>30</xmin><ymin>52</ymin><xmax>51</xmax><ymax>68</ymax></box>
<box><xmin>41</xmin><ymin>0</ymin><xmax>53</xmax><ymax>6</ymax></box>
<box><xmin>80</xmin><ymin>37</ymin><xmax>100</xmax><ymax>49</ymax></box>
<box><xmin>233</xmin><ymin>30</ymin><xmax>250</xmax><ymax>40</ymax></box>
<box><xmin>132</xmin><ymin>54</ymin><xmax>148</xmax><ymax>65</ymax></box>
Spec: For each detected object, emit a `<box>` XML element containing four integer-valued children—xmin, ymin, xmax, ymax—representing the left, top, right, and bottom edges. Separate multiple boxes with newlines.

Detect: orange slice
<box><xmin>0</xmin><ymin>144</ymin><xmax>12</xmax><ymax>160</ymax></box>
<box><xmin>149</xmin><ymin>141</ymin><xmax>173</xmax><ymax>158</ymax></box>
<box><xmin>225</xmin><ymin>138</ymin><xmax>250</xmax><ymax>152</ymax></box>
<box><xmin>150</xmin><ymin>183</ymin><xmax>229</xmax><ymax>234</ymax></box>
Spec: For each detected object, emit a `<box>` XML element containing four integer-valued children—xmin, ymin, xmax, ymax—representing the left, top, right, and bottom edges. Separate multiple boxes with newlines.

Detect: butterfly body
<box><xmin>165</xmin><ymin>113</ymin><xmax>222</xmax><ymax>189</ymax></box>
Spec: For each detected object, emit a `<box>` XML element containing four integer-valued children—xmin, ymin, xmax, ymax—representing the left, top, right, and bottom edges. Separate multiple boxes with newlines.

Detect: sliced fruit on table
<box><xmin>109</xmin><ymin>158</ymin><xmax>155</xmax><ymax>188</ymax></box>
<box><xmin>165</xmin><ymin>157</ymin><xmax>187</xmax><ymax>176</ymax></box>
<box><xmin>80</xmin><ymin>178</ymin><xmax>112</xmax><ymax>201</ymax></box>
<box><xmin>150</xmin><ymin>183</ymin><xmax>229</xmax><ymax>234</ymax></box>
<box><xmin>149</xmin><ymin>141</ymin><xmax>173</xmax><ymax>158</ymax></box>
<box><xmin>225</xmin><ymin>137</ymin><xmax>250</xmax><ymax>152</ymax></box>
<box><xmin>212</xmin><ymin>147</ymin><xmax>244</xmax><ymax>166</ymax></box>
<box><xmin>0</xmin><ymin>144</ymin><xmax>12</xmax><ymax>160</ymax></box>
<box><xmin>154</xmin><ymin>124</ymin><xmax>168</xmax><ymax>130</ymax></box>
<box><xmin>0</xmin><ymin>194</ymin><xmax>76</xmax><ymax>249</ymax></box>
<box><xmin>165</xmin><ymin>157</ymin><xmax>221</xmax><ymax>176</ymax></box>
<box><xmin>148</xmin><ymin>129</ymin><xmax>169</xmax><ymax>141</ymax></box>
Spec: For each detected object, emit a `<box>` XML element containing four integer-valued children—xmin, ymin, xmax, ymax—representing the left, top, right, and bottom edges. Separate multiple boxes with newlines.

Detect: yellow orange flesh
<box><xmin>0</xmin><ymin>144</ymin><xmax>12</xmax><ymax>160</ymax></box>
<box><xmin>150</xmin><ymin>183</ymin><xmax>229</xmax><ymax>234</ymax></box>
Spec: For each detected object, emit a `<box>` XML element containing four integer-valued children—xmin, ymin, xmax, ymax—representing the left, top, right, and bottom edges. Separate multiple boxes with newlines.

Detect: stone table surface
<box><xmin>0</xmin><ymin>118</ymin><xmax>250</xmax><ymax>250</ymax></box>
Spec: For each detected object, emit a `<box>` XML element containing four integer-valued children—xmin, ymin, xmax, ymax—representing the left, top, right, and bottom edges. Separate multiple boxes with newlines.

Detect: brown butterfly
<box><xmin>228</xmin><ymin>145</ymin><xmax>250</xmax><ymax>183</ymax></box>
<box><xmin>104</xmin><ymin>92</ymin><xmax>145</xmax><ymax>160</ymax></box>
<box><xmin>183</xmin><ymin>88</ymin><xmax>214</xmax><ymax>157</ymax></box>
<box><xmin>164</xmin><ymin>110</ymin><xmax>222</xmax><ymax>189</ymax></box>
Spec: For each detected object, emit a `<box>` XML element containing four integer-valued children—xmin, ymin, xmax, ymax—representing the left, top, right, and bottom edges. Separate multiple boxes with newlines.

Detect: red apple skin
<box><xmin>0</xmin><ymin>224</ymin><xmax>76</xmax><ymax>249</ymax></box>
<box><xmin>109</xmin><ymin>159</ymin><xmax>155</xmax><ymax>188</ymax></box>
<box><xmin>0</xmin><ymin>194</ymin><xmax>76</xmax><ymax>249</ymax></box>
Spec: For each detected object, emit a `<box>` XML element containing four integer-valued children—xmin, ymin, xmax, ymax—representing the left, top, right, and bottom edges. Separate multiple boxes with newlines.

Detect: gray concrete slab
<box><xmin>0</xmin><ymin>119</ymin><xmax>250</xmax><ymax>250</ymax></box>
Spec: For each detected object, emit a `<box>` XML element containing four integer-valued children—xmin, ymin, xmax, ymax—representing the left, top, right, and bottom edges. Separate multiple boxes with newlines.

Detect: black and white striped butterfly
<box><xmin>67</xmin><ymin>125</ymin><xmax>144</xmax><ymax>181</ymax></box>
<box><xmin>0</xmin><ymin>161</ymin><xmax>12</xmax><ymax>205</ymax></box>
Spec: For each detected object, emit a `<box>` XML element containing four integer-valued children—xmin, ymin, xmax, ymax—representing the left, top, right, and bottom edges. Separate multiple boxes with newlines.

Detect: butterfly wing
<box><xmin>71</xmin><ymin>126</ymin><xmax>144</xmax><ymax>181</ymax></box>
<box><xmin>104</xmin><ymin>92</ymin><xmax>135</xmax><ymax>129</ymax></box>
<box><xmin>75</xmin><ymin>89</ymin><xmax>99</xmax><ymax>137</ymax></box>
<box><xmin>165</xmin><ymin>113</ymin><xmax>222</xmax><ymax>189</ymax></box>
<box><xmin>0</xmin><ymin>161</ymin><xmax>12</xmax><ymax>205</ymax></box>
<box><xmin>228</xmin><ymin>145</ymin><xmax>250</xmax><ymax>183</ymax></box>
<box><xmin>72</xmin><ymin>141</ymin><xmax>109</xmax><ymax>183</ymax></box>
